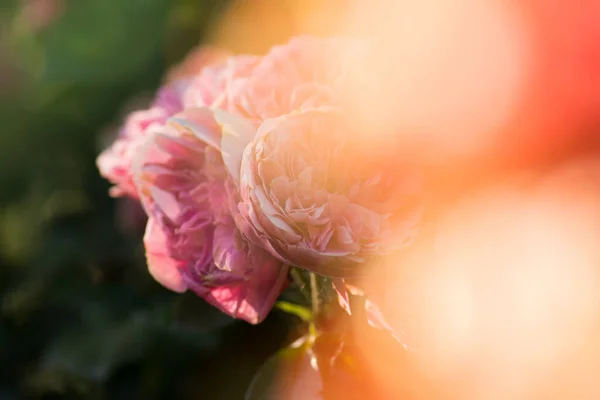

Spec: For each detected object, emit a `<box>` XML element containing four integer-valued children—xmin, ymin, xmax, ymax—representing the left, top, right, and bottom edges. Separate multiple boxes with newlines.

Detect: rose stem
<box><xmin>310</xmin><ymin>272</ymin><xmax>320</xmax><ymax>317</ymax></box>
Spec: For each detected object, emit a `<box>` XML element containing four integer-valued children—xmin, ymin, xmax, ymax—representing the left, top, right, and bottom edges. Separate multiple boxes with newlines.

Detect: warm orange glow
<box><xmin>337</xmin><ymin>0</ymin><xmax>532</xmax><ymax>164</ymax></box>
<box><xmin>356</xmin><ymin>160</ymin><xmax>600</xmax><ymax>398</ymax></box>
<box><xmin>207</xmin><ymin>0</ymin><xmax>346</xmax><ymax>54</ymax></box>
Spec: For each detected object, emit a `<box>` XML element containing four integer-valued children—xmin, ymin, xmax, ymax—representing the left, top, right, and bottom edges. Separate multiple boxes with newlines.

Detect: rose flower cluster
<box><xmin>97</xmin><ymin>36</ymin><xmax>422</xmax><ymax>326</ymax></box>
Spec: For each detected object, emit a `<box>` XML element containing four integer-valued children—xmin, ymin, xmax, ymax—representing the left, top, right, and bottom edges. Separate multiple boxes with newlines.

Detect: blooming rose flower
<box><xmin>133</xmin><ymin>118</ymin><xmax>288</xmax><ymax>323</ymax></box>
<box><xmin>234</xmin><ymin>108</ymin><xmax>422</xmax><ymax>277</ymax></box>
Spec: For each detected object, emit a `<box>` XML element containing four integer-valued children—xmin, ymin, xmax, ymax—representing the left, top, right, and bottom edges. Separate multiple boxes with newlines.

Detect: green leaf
<box><xmin>274</xmin><ymin>301</ymin><xmax>313</xmax><ymax>322</ymax></box>
<box><xmin>39</xmin><ymin>0</ymin><xmax>171</xmax><ymax>84</ymax></box>
<box><xmin>245</xmin><ymin>337</ymin><xmax>323</xmax><ymax>400</ymax></box>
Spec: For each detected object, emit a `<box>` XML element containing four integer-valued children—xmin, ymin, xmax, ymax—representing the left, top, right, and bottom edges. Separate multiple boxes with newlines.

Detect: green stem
<box><xmin>290</xmin><ymin>268</ymin><xmax>311</xmax><ymax>305</ymax></box>
<box><xmin>310</xmin><ymin>272</ymin><xmax>320</xmax><ymax>317</ymax></box>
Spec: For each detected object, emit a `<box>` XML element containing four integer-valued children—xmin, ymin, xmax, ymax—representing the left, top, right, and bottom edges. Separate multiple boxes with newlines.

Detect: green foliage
<box><xmin>39</xmin><ymin>0</ymin><xmax>170</xmax><ymax>84</ymax></box>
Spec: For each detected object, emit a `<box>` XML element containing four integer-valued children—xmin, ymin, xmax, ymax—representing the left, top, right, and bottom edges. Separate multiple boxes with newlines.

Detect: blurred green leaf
<box><xmin>0</xmin><ymin>187</ymin><xmax>47</xmax><ymax>263</ymax></box>
<box><xmin>24</xmin><ymin>369</ymin><xmax>91</xmax><ymax>396</ymax></box>
<box><xmin>0</xmin><ymin>325</ymin><xmax>7</xmax><ymax>351</ymax></box>
<box><xmin>37</xmin><ymin>312</ymin><xmax>155</xmax><ymax>383</ymax></box>
<box><xmin>39</xmin><ymin>0</ymin><xmax>171</xmax><ymax>84</ymax></box>
<box><xmin>0</xmin><ymin>387</ymin><xmax>18</xmax><ymax>400</ymax></box>
<box><xmin>275</xmin><ymin>301</ymin><xmax>312</xmax><ymax>323</ymax></box>
<box><xmin>245</xmin><ymin>337</ymin><xmax>323</xmax><ymax>400</ymax></box>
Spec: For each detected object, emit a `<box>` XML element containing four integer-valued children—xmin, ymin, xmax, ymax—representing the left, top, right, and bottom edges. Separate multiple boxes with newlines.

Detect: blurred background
<box><xmin>2</xmin><ymin>0</ymin><xmax>600</xmax><ymax>399</ymax></box>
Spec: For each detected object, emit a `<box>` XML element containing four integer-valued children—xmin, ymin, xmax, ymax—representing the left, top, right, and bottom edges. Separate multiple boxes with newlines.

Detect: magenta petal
<box><xmin>144</xmin><ymin>219</ymin><xmax>187</xmax><ymax>293</ymax></box>
<box><xmin>133</xmin><ymin>126</ymin><xmax>216</xmax><ymax>266</ymax></box>
<box><xmin>133</xmin><ymin>127</ymin><xmax>207</xmax><ymax>218</ymax></box>
<box><xmin>205</xmin><ymin>285</ymin><xmax>252</xmax><ymax>320</ymax></box>
<box><xmin>133</xmin><ymin>124</ymin><xmax>287</xmax><ymax>324</ymax></box>
<box><xmin>212</xmin><ymin>223</ymin><xmax>246</xmax><ymax>273</ymax></box>
<box><xmin>198</xmin><ymin>241</ymin><xmax>289</xmax><ymax>324</ymax></box>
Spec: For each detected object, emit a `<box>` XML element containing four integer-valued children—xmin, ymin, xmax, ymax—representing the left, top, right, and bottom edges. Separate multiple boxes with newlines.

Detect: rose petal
<box><xmin>144</xmin><ymin>219</ymin><xmax>187</xmax><ymax>293</ymax></box>
<box><xmin>215</xmin><ymin>109</ymin><xmax>258</xmax><ymax>182</ymax></box>
<box><xmin>168</xmin><ymin>107</ymin><xmax>222</xmax><ymax>150</ymax></box>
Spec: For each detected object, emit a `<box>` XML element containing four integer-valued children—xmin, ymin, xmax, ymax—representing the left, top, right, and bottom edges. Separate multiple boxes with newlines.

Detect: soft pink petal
<box><xmin>144</xmin><ymin>219</ymin><xmax>188</xmax><ymax>293</ymax></box>
<box><xmin>214</xmin><ymin>109</ymin><xmax>259</xmax><ymax>182</ymax></box>
<box><xmin>168</xmin><ymin>107</ymin><xmax>222</xmax><ymax>150</ymax></box>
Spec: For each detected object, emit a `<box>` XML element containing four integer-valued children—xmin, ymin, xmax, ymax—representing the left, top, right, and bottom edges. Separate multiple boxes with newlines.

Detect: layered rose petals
<box><xmin>182</xmin><ymin>55</ymin><xmax>260</xmax><ymax>112</ymax></box>
<box><xmin>232</xmin><ymin>36</ymin><xmax>356</xmax><ymax>120</ymax></box>
<box><xmin>236</xmin><ymin>108</ymin><xmax>422</xmax><ymax>277</ymax></box>
<box><xmin>97</xmin><ymin>51</ymin><xmax>250</xmax><ymax>199</ymax></box>
<box><xmin>96</xmin><ymin>48</ymin><xmax>295</xmax><ymax>323</ymax></box>
<box><xmin>133</xmin><ymin>122</ymin><xmax>287</xmax><ymax>324</ymax></box>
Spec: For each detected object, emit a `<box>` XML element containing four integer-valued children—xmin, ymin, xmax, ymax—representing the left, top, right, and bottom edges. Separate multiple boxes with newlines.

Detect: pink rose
<box><xmin>134</xmin><ymin>119</ymin><xmax>288</xmax><ymax>323</ymax></box>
